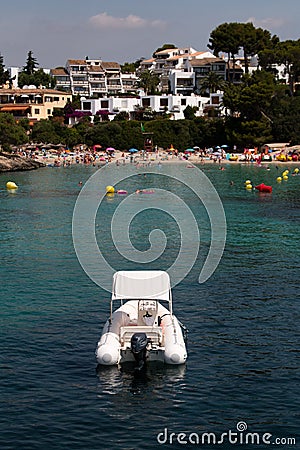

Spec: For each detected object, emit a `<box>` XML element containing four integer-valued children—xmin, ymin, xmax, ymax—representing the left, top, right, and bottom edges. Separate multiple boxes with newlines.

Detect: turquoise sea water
<box><xmin>0</xmin><ymin>162</ymin><xmax>299</xmax><ymax>450</ymax></box>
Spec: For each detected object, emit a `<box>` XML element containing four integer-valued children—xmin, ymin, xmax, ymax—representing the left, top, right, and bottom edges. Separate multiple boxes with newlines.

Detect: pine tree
<box><xmin>23</xmin><ymin>50</ymin><xmax>39</xmax><ymax>75</ymax></box>
<box><xmin>0</xmin><ymin>53</ymin><xmax>10</xmax><ymax>86</ymax></box>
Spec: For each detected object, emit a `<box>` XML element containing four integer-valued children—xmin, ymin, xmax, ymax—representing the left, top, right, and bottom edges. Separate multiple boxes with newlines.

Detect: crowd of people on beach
<box><xmin>12</xmin><ymin>142</ymin><xmax>300</xmax><ymax>168</ymax></box>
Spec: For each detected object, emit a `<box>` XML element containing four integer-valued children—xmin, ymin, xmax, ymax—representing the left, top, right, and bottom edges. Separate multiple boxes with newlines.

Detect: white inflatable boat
<box><xmin>95</xmin><ymin>271</ymin><xmax>187</xmax><ymax>367</ymax></box>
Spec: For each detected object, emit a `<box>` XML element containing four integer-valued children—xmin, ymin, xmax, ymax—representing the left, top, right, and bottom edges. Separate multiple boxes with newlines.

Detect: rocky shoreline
<box><xmin>0</xmin><ymin>152</ymin><xmax>45</xmax><ymax>172</ymax></box>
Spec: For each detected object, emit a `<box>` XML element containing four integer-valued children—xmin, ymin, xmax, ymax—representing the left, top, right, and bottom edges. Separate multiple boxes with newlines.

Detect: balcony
<box><xmin>89</xmin><ymin>76</ymin><xmax>105</xmax><ymax>82</ymax></box>
<box><xmin>107</xmin><ymin>84</ymin><xmax>122</xmax><ymax>90</ymax></box>
<box><xmin>90</xmin><ymin>87</ymin><xmax>107</xmax><ymax>93</ymax></box>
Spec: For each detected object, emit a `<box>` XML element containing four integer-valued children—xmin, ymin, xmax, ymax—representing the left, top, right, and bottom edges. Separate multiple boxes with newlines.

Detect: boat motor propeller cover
<box><xmin>131</xmin><ymin>332</ymin><xmax>150</xmax><ymax>370</ymax></box>
<box><xmin>131</xmin><ymin>332</ymin><xmax>148</xmax><ymax>354</ymax></box>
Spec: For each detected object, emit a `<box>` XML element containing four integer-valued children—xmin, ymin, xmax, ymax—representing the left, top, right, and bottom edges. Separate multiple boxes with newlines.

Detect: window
<box><xmin>211</xmin><ymin>96</ymin><xmax>220</xmax><ymax>105</ymax></box>
<box><xmin>160</xmin><ymin>98</ymin><xmax>168</xmax><ymax>107</ymax></box>
<box><xmin>101</xmin><ymin>100</ymin><xmax>109</xmax><ymax>108</ymax></box>
<box><xmin>74</xmin><ymin>87</ymin><xmax>87</xmax><ymax>93</ymax></box>
<box><xmin>58</xmin><ymin>76</ymin><xmax>69</xmax><ymax>82</ymax></box>
<box><xmin>47</xmin><ymin>109</ymin><xmax>51</xmax><ymax>115</ymax></box>
<box><xmin>83</xmin><ymin>102</ymin><xmax>91</xmax><ymax>110</ymax></box>
<box><xmin>177</xmin><ymin>79</ymin><xmax>193</xmax><ymax>87</ymax></box>
<box><xmin>142</xmin><ymin>98</ymin><xmax>150</xmax><ymax>107</ymax></box>
<box><xmin>212</xmin><ymin>64</ymin><xmax>225</xmax><ymax>72</ymax></box>
<box><xmin>181</xmin><ymin>99</ymin><xmax>186</xmax><ymax>106</ymax></box>
<box><xmin>73</xmin><ymin>77</ymin><xmax>87</xmax><ymax>82</ymax></box>
<box><xmin>34</xmin><ymin>108</ymin><xmax>40</xmax><ymax>114</ymax></box>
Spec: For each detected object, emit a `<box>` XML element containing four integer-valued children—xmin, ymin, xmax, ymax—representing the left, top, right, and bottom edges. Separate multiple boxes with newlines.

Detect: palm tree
<box><xmin>199</xmin><ymin>72</ymin><xmax>226</xmax><ymax>95</ymax></box>
<box><xmin>137</xmin><ymin>70</ymin><xmax>160</xmax><ymax>95</ymax></box>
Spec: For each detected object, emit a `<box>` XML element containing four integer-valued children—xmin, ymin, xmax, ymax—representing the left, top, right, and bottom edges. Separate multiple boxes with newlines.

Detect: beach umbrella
<box><xmin>185</xmin><ymin>148</ymin><xmax>194</xmax><ymax>153</ymax></box>
<box><xmin>221</xmin><ymin>145</ymin><xmax>228</xmax><ymax>148</ymax></box>
<box><xmin>128</xmin><ymin>148</ymin><xmax>138</xmax><ymax>153</ymax></box>
<box><xmin>193</xmin><ymin>146</ymin><xmax>200</xmax><ymax>150</ymax></box>
<box><xmin>106</xmin><ymin>147</ymin><xmax>115</xmax><ymax>152</ymax></box>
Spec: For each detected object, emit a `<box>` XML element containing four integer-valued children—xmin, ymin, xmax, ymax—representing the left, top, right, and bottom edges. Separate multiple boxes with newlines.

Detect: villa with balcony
<box><xmin>138</xmin><ymin>48</ymin><xmax>224</xmax><ymax>94</ymax></box>
<box><xmin>0</xmin><ymin>88</ymin><xmax>72</xmax><ymax>123</ymax></box>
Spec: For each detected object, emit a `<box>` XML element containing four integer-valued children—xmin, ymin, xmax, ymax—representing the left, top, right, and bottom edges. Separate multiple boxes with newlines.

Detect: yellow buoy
<box><xmin>293</xmin><ymin>168</ymin><xmax>299</xmax><ymax>174</ymax></box>
<box><xmin>245</xmin><ymin>184</ymin><xmax>252</xmax><ymax>189</ymax></box>
<box><xmin>106</xmin><ymin>185</ymin><xmax>115</xmax><ymax>194</ymax></box>
<box><xmin>6</xmin><ymin>181</ymin><xmax>18</xmax><ymax>190</ymax></box>
<box><xmin>245</xmin><ymin>180</ymin><xmax>251</xmax><ymax>185</ymax></box>
<box><xmin>282</xmin><ymin>170</ymin><xmax>289</xmax><ymax>176</ymax></box>
<box><xmin>283</xmin><ymin>175</ymin><xmax>288</xmax><ymax>181</ymax></box>
<box><xmin>276</xmin><ymin>177</ymin><xmax>282</xmax><ymax>182</ymax></box>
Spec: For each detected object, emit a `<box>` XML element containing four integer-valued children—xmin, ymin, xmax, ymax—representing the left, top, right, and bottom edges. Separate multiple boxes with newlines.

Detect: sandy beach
<box><xmin>32</xmin><ymin>148</ymin><xmax>300</xmax><ymax>168</ymax></box>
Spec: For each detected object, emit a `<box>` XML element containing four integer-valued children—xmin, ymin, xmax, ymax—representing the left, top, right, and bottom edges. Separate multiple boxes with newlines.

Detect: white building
<box><xmin>81</xmin><ymin>96</ymin><xmax>139</xmax><ymax>116</ymax></box>
<box><xmin>80</xmin><ymin>93</ymin><xmax>223</xmax><ymax>122</ymax></box>
<box><xmin>66</xmin><ymin>59</ymin><xmax>89</xmax><ymax>96</ymax></box>
<box><xmin>139</xmin><ymin>48</ymin><xmax>224</xmax><ymax>94</ymax></box>
<box><xmin>7</xmin><ymin>67</ymin><xmax>19</xmax><ymax>88</ymax></box>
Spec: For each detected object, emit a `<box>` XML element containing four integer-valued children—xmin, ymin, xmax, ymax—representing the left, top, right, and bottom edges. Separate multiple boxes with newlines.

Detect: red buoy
<box><xmin>255</xmin><ymin>183</ymin><xmax>272</xmax><ymax>193</ymax></box>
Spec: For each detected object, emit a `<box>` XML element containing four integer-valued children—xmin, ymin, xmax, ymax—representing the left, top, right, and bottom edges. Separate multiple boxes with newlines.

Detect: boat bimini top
<box><xmin>110</xmin><ymin>271</ymin><xmax>173</xmax><ymax>318</ymax></box>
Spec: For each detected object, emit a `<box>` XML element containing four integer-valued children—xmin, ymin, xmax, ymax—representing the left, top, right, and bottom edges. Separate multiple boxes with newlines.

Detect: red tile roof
<box><xmin>101</xmin><ymin>62</ymin><xmax>120</xmax><ymax>69</ymax></box>
<box><xmin>51</xmin><ymin>68</ymin><xmax>68</xmax><ymax>75</ymax></box>
<box><xmin>67</xmin><ymin>59</ymin><xmax>86</xmax><ymax>65</ymax></box>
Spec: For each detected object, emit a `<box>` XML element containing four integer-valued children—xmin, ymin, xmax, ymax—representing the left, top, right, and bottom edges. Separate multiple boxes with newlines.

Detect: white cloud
<box><xmin>246</xmin><ymin>16</ymin><xmax>286</xmax><ymax>29</ymax></box>
<box><xmin>89</xmin><ymin>12</ymin><xmax>165</xmax><ymax>29</ymax></box>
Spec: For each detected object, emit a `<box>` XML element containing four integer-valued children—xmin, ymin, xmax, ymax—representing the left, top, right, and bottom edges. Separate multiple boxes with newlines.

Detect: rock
<box><xmin>0</xmin><ymin>152</ymin><xmax>45</xmax><ymax>172</ymax></box>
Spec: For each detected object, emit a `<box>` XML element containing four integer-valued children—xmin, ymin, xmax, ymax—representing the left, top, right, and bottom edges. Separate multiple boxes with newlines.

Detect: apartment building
<box><xmin>54</xmin><ymin>58</ymin><xmax>138</xmax><ymax>98</ymax></box>
<box><xmin>86</xmin><ymin>63</ymin><xmax>106</xmax><ymax>96</ymax></box>
<box><xmin>66</xmin><ymin>59</ymin><xmax>89</xmax><ymax>96</ymax></box>
<box><xmin>50</xmin><ymin>68</ymin><xmax>71</xmax><ymax>92</ymax></box>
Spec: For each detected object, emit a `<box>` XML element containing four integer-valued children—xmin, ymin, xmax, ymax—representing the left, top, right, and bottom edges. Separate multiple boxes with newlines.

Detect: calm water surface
<box><xmin>0</xmin><ymin>162</ymin><xmax>299</xmax><ymax>449</ymax></box>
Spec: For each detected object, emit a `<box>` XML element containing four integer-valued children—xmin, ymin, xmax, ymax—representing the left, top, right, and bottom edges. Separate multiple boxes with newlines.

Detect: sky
<box><xmin>1</xmin><ymin>0</ymin><xmax>299</xmax><ymax>69</ymax></box>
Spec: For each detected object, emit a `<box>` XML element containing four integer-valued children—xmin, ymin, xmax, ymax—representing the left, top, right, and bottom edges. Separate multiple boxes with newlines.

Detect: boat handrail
<box><xmin>110</xmin><ymin>297</ymin><xmax>173</xmax><ymax>322</ymax></box>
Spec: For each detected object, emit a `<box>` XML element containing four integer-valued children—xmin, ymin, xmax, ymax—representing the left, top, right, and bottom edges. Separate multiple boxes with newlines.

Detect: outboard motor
<box><xmin>131</xmin><ymin>332</ymin><xmax>149</xmax><ymax>370</ymax></box>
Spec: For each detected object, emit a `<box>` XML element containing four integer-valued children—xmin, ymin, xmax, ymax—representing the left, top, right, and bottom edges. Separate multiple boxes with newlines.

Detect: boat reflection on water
<box><xmin>96</xmin><ymin>362</ymin><xmax>186</xmax><ymax>396</ymax></box>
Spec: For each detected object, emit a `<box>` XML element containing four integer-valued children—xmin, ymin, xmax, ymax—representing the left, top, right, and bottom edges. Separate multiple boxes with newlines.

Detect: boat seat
<box><xmin>120</xmin><ymin>325</ymin><xmax>163</xmax><ymax>348</ymax></box>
